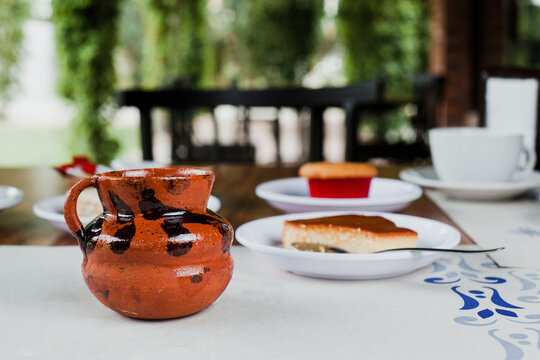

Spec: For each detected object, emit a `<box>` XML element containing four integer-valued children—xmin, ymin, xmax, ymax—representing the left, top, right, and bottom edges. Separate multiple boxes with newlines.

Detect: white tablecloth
<box><xmin>1</xmin><ymin>246</ymin><xmax>539</xmax><ymax>359</ymax></box>
<box><xmin>427</xmin><ymin>190</ymin><xmax>540</xmax><ymax>268</ymax></box>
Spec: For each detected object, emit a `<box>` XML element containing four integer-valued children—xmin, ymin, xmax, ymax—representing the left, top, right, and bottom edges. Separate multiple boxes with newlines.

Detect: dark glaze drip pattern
<box><xmin>166</xmin><ymin>180</ymin><xmax>190</xmax><ymax>195</ymax></box>
<box><xmin>217</xmin><ymin>222</ymin><xmax>232</xmax><ymax>254</ymax></box>
<box><xmin>191</xmin><ymin>274</ymin><xmax>203</xmax><ymax>283</ymax></box>
<box><xmin>161</xmin><ymin>216</ymin><xmax>190</xmax><ymax>238</ymax></box>
<box><xmin>208</xmin><ymin>209</ymin><xmax>233</xmax><ymax>253</ymax></box>
<box><xmin>162</xmin><ymin>217</ymin><xmax>194</xmax><ymax>256</ymax></box>
<box><xmin>139</xmin><ymin>189</ymin><xmax>183</xmax><ymax>220</ymax></box>
<box><xmin>167</xmin><ymin>241</ymin><xmax>193</xmax><ymax>257</ymax></box>
<box><xmin>161</xmin><ymin>211</ymin><xmax>232</xmax><ymax>256</ymax></box>
<box><xmin>81</xmin><ymin>189</ymin><xmax>231</xmax><ymax>257</ymax></box>
<box><xmin>80</xmin><ymin>217</ymin><xmax>104</xmax><ymax>254</ymax></box>
<box><xmin>109</xmin><ymin>191</ymin><xmax>134</xmax><ymax>217</ymax></box>
<box><xmin>98</xmin><ymin>288</ymin><xmax>110</xmax><ymax>300</ymax></box>
<box><xmin>110</xmin><ymin>222</ymin><xmax>135</xmax><ymax>254</ymax></box>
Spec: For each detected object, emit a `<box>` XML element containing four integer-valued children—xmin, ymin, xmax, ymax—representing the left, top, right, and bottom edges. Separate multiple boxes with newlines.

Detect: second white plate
<box><xmin>255</xmin><ymin>177</ymin><xmax>422</xmax><ymax>213</ymax></box>
<box><xmin>34</xmin><ymin>195</ymin><xmax>222</xmax><ymax>234</ymax></box>
<box><xmin>235</xmin><ymin>210</ymin><xmax>461</xmax><ymax>280</ymax></box>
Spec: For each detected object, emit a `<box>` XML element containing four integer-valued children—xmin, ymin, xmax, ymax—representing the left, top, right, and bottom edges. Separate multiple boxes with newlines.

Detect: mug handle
<box><xmin>64</xmin><ymin>177</ymin><xmax>97</xmax><ymax>239</ymax></box>
<box><xmin>514</xmin><ymin>147</ymin><xmax>536</xmax><ymax>179</ymax></box>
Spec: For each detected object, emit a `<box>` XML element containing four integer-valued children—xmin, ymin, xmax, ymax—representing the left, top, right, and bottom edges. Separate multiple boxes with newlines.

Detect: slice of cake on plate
<box><xmin>282</xmin><ymin>214</ymin><xmax>417</xmax><ymax>253</ymax></box>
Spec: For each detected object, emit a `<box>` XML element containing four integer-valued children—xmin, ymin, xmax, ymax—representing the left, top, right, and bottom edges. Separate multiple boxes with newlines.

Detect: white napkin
<box><xmin>485</xmin><ymin>77</ymin><xmax>539</xmax><ymax>152</ymax></box>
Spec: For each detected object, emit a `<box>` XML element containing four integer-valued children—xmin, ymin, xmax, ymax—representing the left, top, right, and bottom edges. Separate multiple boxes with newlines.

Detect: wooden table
<box><xmin>0</xmin><ymin>165</ymin><xmax>473</xmax><ymax>246</ymax></box>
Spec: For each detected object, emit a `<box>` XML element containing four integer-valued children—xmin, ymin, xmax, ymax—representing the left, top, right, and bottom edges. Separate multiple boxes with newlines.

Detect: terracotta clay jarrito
<box><xmin>64</xmin><ymin>167</ymin><xmax>234</xmax><ymax>320</ymax></box>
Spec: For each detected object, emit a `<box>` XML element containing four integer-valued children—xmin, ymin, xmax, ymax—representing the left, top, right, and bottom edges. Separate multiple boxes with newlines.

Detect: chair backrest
<box><xmin>481</xmin><ymin>67</ymin><xmax>540</xmax><ymax>168</ymax></box>
<box><xmin>348</xmin><ymin>74</ymin><xmax>444</xmax><ymax>163</ymax></box>
<box><xmin>117</xmin><ymin>82</ymin><xmax>383</xmax><ymax>109</ymax></box>
<box><xmin>413</xmin><ymin>73</ymin><xmax>445</xmax><ymax>132</ymax></box>
<box><xmin>117</xmin><ymin>82</ymin><xmax>384</xmax><ymax>163</ymax></box>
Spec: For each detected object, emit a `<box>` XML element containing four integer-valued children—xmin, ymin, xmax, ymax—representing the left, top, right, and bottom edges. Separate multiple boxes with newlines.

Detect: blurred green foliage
<box><xmin>46</xmin><ymin>0</ymin><xmax>430</xmax><ymax>160</ymax></box>
<box><xmin>0</xmin><ymin>0</ymin><xmax>29</xmax><ymax>114</ymax></box>
<box><xmin>507</xmin><ymin>0</ymin><xmax>540</xmax><ymax>67</ymax></box>
<box><xmin>338</xmin><ymin>0</ymin><xmax>429</xmax><ymax>97</ymax></box>
<box><xmin>115</xmin><ymin>0</ymin><xmax>144</xmax><ymax>89</ymax></box>
<box><xmin>140</xmin><ymin>0</ymin><xmax>210</xmax><ymax>88</ymax></box>
<box><xmin>52</xmin><ymin>0</ymin><xmax>120</xmax><ymax>164</ymax></box>
<box><xmin>231</xmin><ymin>0</ymin><xmax>324</xmax><ymax>87</ymax></box>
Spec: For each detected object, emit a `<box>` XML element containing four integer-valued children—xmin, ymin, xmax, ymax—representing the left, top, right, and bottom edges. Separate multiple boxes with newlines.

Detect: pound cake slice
<box><xmin>282</xmin><ymin>214</ymin><xmax>417</xmax><ymax>254</ymax></box>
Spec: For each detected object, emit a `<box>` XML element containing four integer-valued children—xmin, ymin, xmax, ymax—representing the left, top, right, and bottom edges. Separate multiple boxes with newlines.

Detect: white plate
<box><xmin>400</xmin><ymin>166</ymin><xmax>540</xmax><ymax>200</ymax></box>
<box><xmin>0</xmin><ymin>185</ymin><xmax>24</xmax><ymax>211</ymax></box>
<box><xmin>33</xmin><ymin>195</ymin><xmax>222</xmax><ymax>234</ymax></box>
<box><xmin>235</xmin><ymin>211</ymin><xmax>460</xmax><ymax>280</ymax></box>
<box><xmin>255</xmin><ymin>177</ymin><xmax>422</xmax><ymax>213</ymax></box>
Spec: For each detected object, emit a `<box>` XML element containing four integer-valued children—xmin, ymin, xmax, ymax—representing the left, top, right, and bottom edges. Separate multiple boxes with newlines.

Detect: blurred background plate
<box><xmin>0</xmin><ymin>185</ymin><xmax>24</xmax><ymax>212</ymax></box>
<box><xmin>255</xmin><ymin>177</ymin><xmax>422</xmax><ymax>213</ymax></box>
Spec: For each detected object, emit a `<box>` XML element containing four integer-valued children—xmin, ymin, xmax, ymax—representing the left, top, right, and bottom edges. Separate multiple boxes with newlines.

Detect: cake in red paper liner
<box><xmin>299</xmin><ymin>162</ymin><xmax>377</xmax><ymax>198</ymax></box>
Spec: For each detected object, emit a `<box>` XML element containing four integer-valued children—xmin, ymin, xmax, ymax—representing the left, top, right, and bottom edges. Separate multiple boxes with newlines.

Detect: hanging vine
<box><xmin>232</xmin><ymin>0</ymin><xmax>324</xmax><ymax>87</ymax></box>
<box><xmin>140</xmin><ymin>0</ymin><xmax>210</xmax><ymax>88</ymax></box>
<box><xmin>52</xmin><ymin>0</ymin><xmax>121</xmax><ymax>164</ymax></box>
<box><xmin>338</xmin><ymin>0</ymin><xmax>429</xmax><ymax>96</ymax></box>
<box><xmin>0</xmin><ymin>0</ymin><xmax>29</xmax><ymax>116</ymax></box>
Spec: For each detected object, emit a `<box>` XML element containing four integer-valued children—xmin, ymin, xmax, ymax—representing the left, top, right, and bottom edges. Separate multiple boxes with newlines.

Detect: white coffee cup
<box><xmin>429</xmin><ymin>127</ymin><xmax>536</xmax><ymax>183</ymax></box>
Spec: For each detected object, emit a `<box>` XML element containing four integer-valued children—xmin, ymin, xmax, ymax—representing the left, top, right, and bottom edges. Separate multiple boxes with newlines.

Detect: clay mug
<box><xmin>64</xmin><ymin>167</ymin><xmax>234</xmax><ymax>319</ymax></box>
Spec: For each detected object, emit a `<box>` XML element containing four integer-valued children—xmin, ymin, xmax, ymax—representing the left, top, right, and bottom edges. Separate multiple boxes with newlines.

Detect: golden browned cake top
<box><xmin>298</xmin><ymin>162</ymin><xmax>377</xmax><ymax>179</ymax></box>
<box><xmin>286</xmin><ymin>215</ymin><xmax>416</xmax><ymax>235</ymax></box>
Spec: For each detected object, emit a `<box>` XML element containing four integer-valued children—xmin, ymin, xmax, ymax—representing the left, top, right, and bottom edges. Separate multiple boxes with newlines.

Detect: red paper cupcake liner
<box><xmin>307</xmin><ymin>177</ymin><xmax>373</xmax><ymax>198</ymax></box>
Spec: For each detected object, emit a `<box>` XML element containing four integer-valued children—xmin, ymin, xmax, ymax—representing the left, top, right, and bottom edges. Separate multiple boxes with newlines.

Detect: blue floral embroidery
<box><xmin>509</xmin><ymin>271</ymin><xmax>537</xmax><ymax>291</ymax></box>
<box><xmin>511</xmin><ymin>227</ymin><xmax>540</xmax><ymax>239</ymax></box>
<box><xmin>424</xmin><ymin>255</ymin><xmax>540</xmax><ymax>359</ymax></box>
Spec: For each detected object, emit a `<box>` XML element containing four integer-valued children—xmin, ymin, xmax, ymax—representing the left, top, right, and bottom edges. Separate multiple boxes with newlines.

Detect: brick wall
<box><xmin>429</xmin><ymin>0</ymin><xmax>507</xmax><ymax>127</ymax></box>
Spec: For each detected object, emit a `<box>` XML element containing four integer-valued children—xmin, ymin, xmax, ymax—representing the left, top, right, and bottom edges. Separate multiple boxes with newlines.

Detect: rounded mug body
<box><xmin>429</xmin><ymin>127</ymin><xmax>526</xmax><ymax>183</ymax></box>
<box><xmin>64</xmin><ymin>168</ymin><xmax>234</xmax><ymax>320</ymax></box>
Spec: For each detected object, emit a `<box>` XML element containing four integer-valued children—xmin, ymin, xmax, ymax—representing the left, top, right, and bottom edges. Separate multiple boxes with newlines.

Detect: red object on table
<box><xmin>55</xmin><ymin>156</ymin><xmax>98</xmax><ymax>176</ymax></box>
<box><xmin>307</xmin><ymin>177</ymin><xmax>373</xmax><ymax>198</ymax></box>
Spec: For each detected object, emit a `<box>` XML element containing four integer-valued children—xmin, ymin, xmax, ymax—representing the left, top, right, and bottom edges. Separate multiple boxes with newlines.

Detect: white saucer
<box><xmin>400</xmin><ymin>166</ymin><xmax>540</xmax><ymax>200</ymax></box>
<box><xmin>33</xmin><ymin>195</ymin><xmax>222</xmax><ymax>234</ymax></box>
<box><xmin>0</xmin><ymin>185</ymin><xmax>24</xmax><ymax>211</ymax></box>
<box><xmin>235</xmin><ymin>211</ymin><xmax>460</xmax><ymax>280</ymax></box>
<box><xmin>255</xmin><ymin>177</ymin><xmax>422</xmax><ymax>213</ymax></box>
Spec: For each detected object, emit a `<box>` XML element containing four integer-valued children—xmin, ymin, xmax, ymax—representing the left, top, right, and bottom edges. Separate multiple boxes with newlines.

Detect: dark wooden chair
<box><xmin>347</xmin><ymin>74</ymin><xmax>445</xmax><ymax>162</ymax></box>
<box><xmin>480</xmin><ymin>67</ymin><xmax>540</xmax><ymax>169</ymax></box>
<box><xmin>116</xmin><ymin>82</ymin><xmax>384</xmax><ymax>163</ymax></box>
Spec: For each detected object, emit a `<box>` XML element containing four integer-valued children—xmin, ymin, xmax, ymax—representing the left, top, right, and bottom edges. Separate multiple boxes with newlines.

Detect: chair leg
<box><xmin>170</xmin><ymin>110</ymin><xmax>180</xmax><ymax>162</ymax></box>
<box><xmin>243</xmin><ymin>107</ymin><xmax>250</xmax><ymax>145</ymax></box>
<box><xmin>211</xmin><ymin>107</ymin><xmax>219</xmax><ymax>162</ymax></box>
<box><xmin>274</xmin><ymin>109</ymin><xmax>281</xmax><ymax>164</ymax></box>
<box><xmin>243</xmin><ymin>107</ymin><xmax>252</xmax><ymax>162</ymax></box>
<box><xmin>183</xmin><ymin>109</ymin><xmax>194</xmax><ymax>161</ymax></box>
<box><xmin>344</xmin><ymin>101</ymin><xmax>356</xmax><ymax>161</ymax></box>
<box><xmin>309</xmin><ymin>107</ymin><xmax>324</xmax><ymax>162</ymax></box>
<box><xmin>139</xmin><ymin>107</ymin><xmax>153</xmax><ymax>161</ymax></box>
